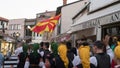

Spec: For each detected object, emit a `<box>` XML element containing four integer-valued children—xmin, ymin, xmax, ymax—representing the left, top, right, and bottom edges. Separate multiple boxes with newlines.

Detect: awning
<box><xmin>55</xmin><ymin>33</ymin><xmax>71</xmax><ymax>42</ymax></box>
<box><xmin>23</xmin><ymin>36</ymin><xmax>32</xmax><ymax>40</ymax></box>
<box><xmin>0</xmin><ymin>31</ymin><xmax>15</xmax><ymax>42</ymax></box>
<box><xmin>0</xmin><ymin>31</ymin><xmax>14</xmax><ymax>39</ymax></box>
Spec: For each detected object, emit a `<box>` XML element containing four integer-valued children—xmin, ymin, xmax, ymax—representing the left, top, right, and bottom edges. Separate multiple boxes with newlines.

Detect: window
<box><xmin>117</xmin><ymin>27</ymin><xmax>120</xmax><ymax>35</ymax></box>
<box><xmin>9</xmin><ymin>24</ymin><xmax>21</xmax><ymax>30</ymax></box>
<box><xmin>18</xmin><ymin>24</ymin><xmax>21</xmax><ymax>30</ymax></box>
<box><xmin>0</xmin><ymin>21</ymin><xmax>1</xmax><ymax>25</ymax></box>
<box><xmin>37</xmin><ymin>14</ymin><xmax>41</xmax><ymax>18</ymax></box>
<box><xmin>26</xmin><ymin>29</ymin><xmax>32</xmax><ymax>36</ymax></box>
<box><xmin>57</xmin><ymin>22</ymin><xmax>61</xmax><ymax>35</ymax></box>
<box><xmin>112</xmin><ymin>27</ymin><xmax>117</xmax><ymax>35</ymax></box>
<box><xmin>33</xmin><ymin>32</ymin><xmax>35</xmax><ymax>37</ymax></box>
<box><xmin>9</xmin><ymin>24</ymin><xmax>11</xmax><ymax>30</ymax></box>
<box><xmin>11</xmin><ymin>24</ymin><xmax>14</xmax><ymax>30</ymax></box>
<box><xmin>4</xmin><ymin>22</ymin><xmax>7</xmax><ymax>28</ymax></box>
<box><xmin>102</xmin><ymin>26</ymin><xmax>120</xmax><ymax>37</ymax></box>
<box><xmin>14</xmin><ymin>24</ymin><xmax>17</xmax><ymax>30</ymax></box>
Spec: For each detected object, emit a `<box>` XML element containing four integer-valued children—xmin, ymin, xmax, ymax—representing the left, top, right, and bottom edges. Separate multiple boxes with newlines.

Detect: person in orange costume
<box><xmin>58</xmin><ymin>42</ymin><xmax>69</xmax><ymax>68</ymax></box>
<box><xmin>78</xmin><ymin>40</ymin><xmax>90</xmax><ymax>68</ymax></box>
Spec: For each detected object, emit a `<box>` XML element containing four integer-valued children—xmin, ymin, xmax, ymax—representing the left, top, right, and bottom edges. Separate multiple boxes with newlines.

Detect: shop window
<box><xmin>117</xmin><ymin>27</ymin><xmax>120</xmax><ymax>34</ymax></box>
<box><xmin>112</xmin><ymin>27</ymin><xmax>117</xmax><ymax>35</ymax></box>
<box><xmin>106</xmin><ymin>29</ymin><xmax>110</xmax><ymax>34</ymax></box>
<box><xmin>102</xmin><ymin>26</ymin><xmax>120</xmax><ymax>37</ymax></box>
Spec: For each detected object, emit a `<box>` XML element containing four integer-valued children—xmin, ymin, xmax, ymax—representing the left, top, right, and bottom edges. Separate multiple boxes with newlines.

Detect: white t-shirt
<box><xmin>15</xmin><ymin>46</ymin><xmax>23</xmax><ymax>56</ymax></box>
<box><xmin>72</xmin><ymin>55</ymin><xmax>81</xmax><ymax>66</ymax></box>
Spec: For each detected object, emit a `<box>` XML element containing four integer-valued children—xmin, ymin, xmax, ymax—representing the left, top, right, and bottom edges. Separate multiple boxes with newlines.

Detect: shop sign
<box><xmin>82</xmin><ymin>19</ymin><xmax>100</xmax><ymax>29</ymax></box>
<box><xmin>110</xmin><ymin>11</ymin><xmax>120</xmax><ymax>23</ymax></box>
<box><xmin>82</xmin><ymin>11</ymin><xmax>120</xmax><ymax>29</ymax></box>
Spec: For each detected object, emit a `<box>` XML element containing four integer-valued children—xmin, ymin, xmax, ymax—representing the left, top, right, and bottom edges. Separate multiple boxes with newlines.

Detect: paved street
<box><xmin>2</xmin><ymin>55</ymin><xmax>18</xmax><ymax>68</ymax></box>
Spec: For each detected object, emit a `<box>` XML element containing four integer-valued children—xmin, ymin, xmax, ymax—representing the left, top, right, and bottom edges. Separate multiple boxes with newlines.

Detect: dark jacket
<box><xmin>77</xmin><ymin>63</ymin><xmax>96</xmax><ymax>68</ymax></box>
<box><xmin>28</xmin><ymin>53</ymin><xmax>41</xmax><ymax>68</ymax></box>
<box><xmin>55</xmin><ymin>55</ymin><xmax>66</xmax><ymax>68</ymax></box>
<box><xmin>67</xmin><ymin>51</ymin><xmax>74</xmax><ymax>68</ymax></box>
<box><xmin>17</xmin><ymin>52</ymin><xmax>28</xmax><ymax>68</ymax></box>
<box><xmin>95</xmin><ymin>53</ymin><xmax>111</xmax><ymax>68</ymax></box>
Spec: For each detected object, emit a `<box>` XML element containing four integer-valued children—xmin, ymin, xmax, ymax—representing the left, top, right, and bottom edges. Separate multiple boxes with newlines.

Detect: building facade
<box><xmin>61</xmin><ymin>0</ymin><xmax>88</xmax><ymax>34</ymax></box>
<box><xmin>0</xmin><ymin>17</ymin><xmax>14</xmax><ymax>55</ymax></box>
<box><xmin>25</xmin><ymin>19</ymin><xmax>36</xmax><ymax>43</ymax></box>
<box><xmin>32</xmin><ymin>11</ymin><xmax>56</xmax><ymax>43</ymax></box>
<box><xmin>71</xmin><ymin>0</ymin><xmax>120</xmax><ymax>42</ymax></box>
<box><xmin>7</xmin><ymin>18</ymin><xmax>25</xmax><ymax>41</ymax></box>
<box><xmin>0</xmin><ymin>17</ymin><xmax>8</xmax><ymax>34</ymax></box>
<box><xmin>54</xmin><ymin>0</ymin><xmax>88</xmax><ymax>42</ymax></box>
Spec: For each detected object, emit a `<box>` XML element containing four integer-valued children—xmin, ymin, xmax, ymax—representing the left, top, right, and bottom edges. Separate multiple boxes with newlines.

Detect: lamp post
<box><xmin>13</xmin><ymin>32</ymin><xmax>20</xmax><ymax>49</ymax></box>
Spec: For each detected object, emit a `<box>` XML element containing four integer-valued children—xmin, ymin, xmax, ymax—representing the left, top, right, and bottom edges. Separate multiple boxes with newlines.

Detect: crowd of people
<box><xmin>14</xmin><ymin>34</ymin><xmax>120</xmax><ymax>68</ymax></box>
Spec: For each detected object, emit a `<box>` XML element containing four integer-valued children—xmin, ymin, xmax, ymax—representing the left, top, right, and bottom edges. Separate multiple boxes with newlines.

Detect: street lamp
<box><xmin>13</xmin><ymin>32</ymin><xmax>20</xmax><ymax>40</ymax></box>
<box><xmin>13</xmin><ymin>32</ymin><xmax>20</xmax><ymax>49</ymax></box>
<box><xmin>27</xmin><ymin>25</ymin><xmax>31</xmax><ymax>29</ymax></box>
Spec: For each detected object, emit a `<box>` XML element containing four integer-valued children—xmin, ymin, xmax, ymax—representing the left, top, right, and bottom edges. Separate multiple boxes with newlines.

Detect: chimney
<box><xmin>63</xmin><ymin>0</ymin><xmax>67</xmax><ymax>5</ymax></box>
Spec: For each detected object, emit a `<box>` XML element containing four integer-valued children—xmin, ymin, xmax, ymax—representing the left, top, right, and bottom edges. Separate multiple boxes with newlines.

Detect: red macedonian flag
<box><xmin>31</xmin><ymin>14</ymin><xmax>61</xmax><ymax>34</ymax></box>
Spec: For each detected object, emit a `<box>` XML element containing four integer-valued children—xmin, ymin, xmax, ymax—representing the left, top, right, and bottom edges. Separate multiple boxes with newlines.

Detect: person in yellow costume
<box><xmin>114</xmin><ymin>38</ymin><xmax>120</xmax><ymax>68</ymax></box>
<box><xmin>58</xmin><ymin>42</ymin><xmax>69</xmax><ymax>68</ymax></box>
<box><xmin>78</xmin><ymin>38</ymin><xmax>90</xmax><ymax>68</ymax></box>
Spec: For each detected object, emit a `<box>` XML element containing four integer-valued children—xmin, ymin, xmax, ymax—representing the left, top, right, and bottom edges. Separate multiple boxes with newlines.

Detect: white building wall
<box><xmin>32</xmin><ymin>32</ymin><xmax>42</xmax><ymax>43</ymax></box>
<box><xmin>61</xmin><ymin>0</ymin><xmax>88</xmax><ymax>34</ymax></box>
<box><xmin>71</xmin><ymin>0</ymin><xmax>120</xmax><ymax>40</ymax></box>
<box><xmin>89</xmin><ymin>0</ymin><xmax>119</xmax><ymax>12</ymax></box>
<box><xmin>73</xmin><ymin>3</ymin><xmax>120</xmax><ymax>26</ymax></box>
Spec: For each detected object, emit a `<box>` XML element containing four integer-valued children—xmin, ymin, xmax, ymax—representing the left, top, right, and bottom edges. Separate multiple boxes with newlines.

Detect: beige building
<box><xmin>7</xmin><ymin>18</ymin><xmax>37</xmax><ymax>43</ymax></box>
<box><xmin>7</xmin><ymin>18</ymin><xmax>25</xmax><ymax>41</ymax></box>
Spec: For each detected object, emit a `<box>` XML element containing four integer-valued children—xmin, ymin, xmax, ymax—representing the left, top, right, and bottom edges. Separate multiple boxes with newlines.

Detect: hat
<box><xmin>114</xmin><ymin>45</ymin><xmax>120</xmax><ymax>59</ymax></box>
<box><xmin>23</xmin><ymin>44</ymin><xmax>28</xmax><ymax>53</ymax></box>
<box><xmin>51</xmin><ymin>42</ymin><xmax>58</xmax><ymax>57</ymax></box>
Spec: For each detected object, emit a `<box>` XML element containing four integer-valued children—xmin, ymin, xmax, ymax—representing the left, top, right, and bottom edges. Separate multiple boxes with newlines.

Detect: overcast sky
<box><xmin>0</xmin><ymin>0</ymin><xmax>78</xmax><ymax>19</ymax></box>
